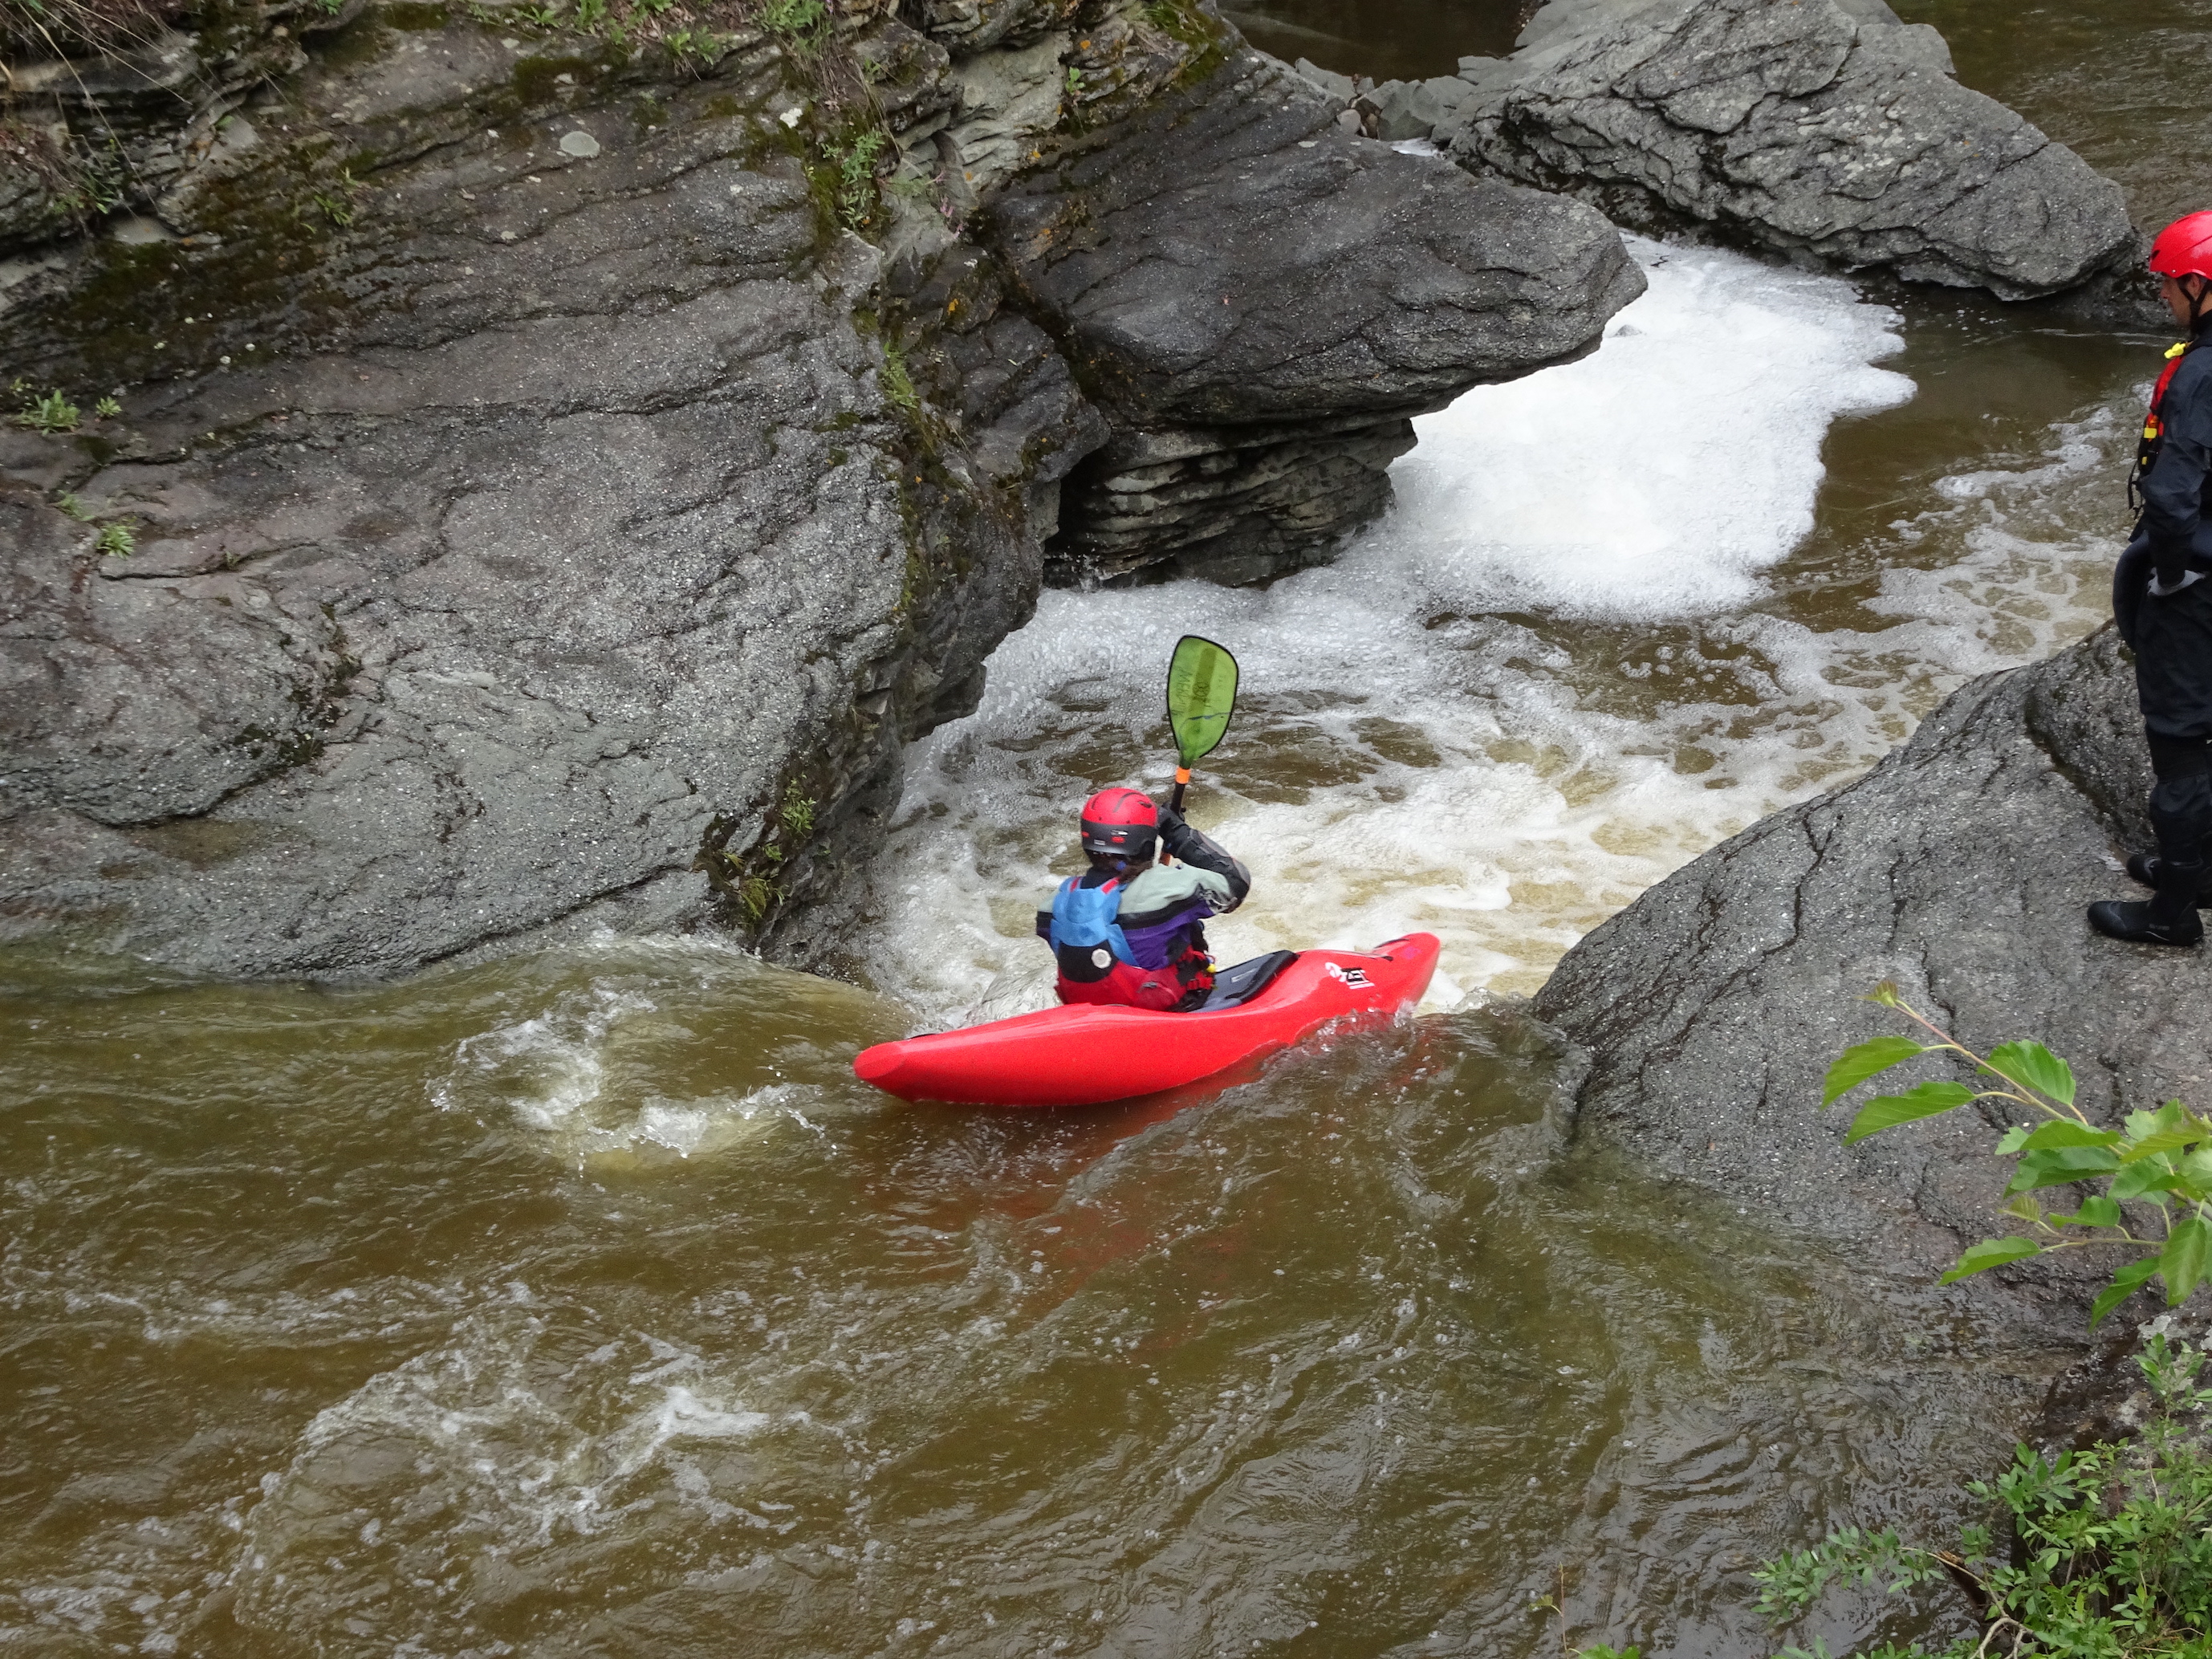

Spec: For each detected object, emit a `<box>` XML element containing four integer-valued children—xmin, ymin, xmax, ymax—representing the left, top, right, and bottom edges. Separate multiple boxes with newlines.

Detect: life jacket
<box><xmin>1047</xmin><ymin>875</ymin><xmax>1216</xmax><ymax>1011</ymax></box>
<box><xmin>2133</xmin><ymin>339</ymin><xmax>2203</xmax><ymax>510</ymax></box>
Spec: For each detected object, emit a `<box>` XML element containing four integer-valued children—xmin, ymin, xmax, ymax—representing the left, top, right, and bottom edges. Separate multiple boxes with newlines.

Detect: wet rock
<box><xmin>1348</xmin><ymin>75</ymin><xmax>1480</xmax><ymax>143</ymax></box>
<box><xmin>985</xmin><ymin>48</ymin><xmax>1644</xmax><ymax>584</ymax></box>
<box><xmin>1534</xmin><ymin>628</ymin><xmax>2192</xmax><ymax>1316</ymax></box>
<box><xmin>937</xmin><ymin>30</ymin><xmax>1072</xmax><ymax>203</ymax></box>
<box><xmin>0</xmin><ymin>1</ymin><xmax>347</xmax><ymax>256</ymax></box>
<box><xmin>909</xmin><ymin>0</ymin><xmax>1081</xmax><ymax>57</ymax></box>
<box><xmin>0</xmin><ymin>26</ymin><xmax>1100</xmax><ymax>978</ymax></box>
<box><xmin>1445</xmin><ymin>0</ymin><xmax>2137</xmax><ymax>300</ymax></box>
<box><xmin>0</xmin><ymin>132</ymin><xmax>67</xmax><ymax>250</ymax></box>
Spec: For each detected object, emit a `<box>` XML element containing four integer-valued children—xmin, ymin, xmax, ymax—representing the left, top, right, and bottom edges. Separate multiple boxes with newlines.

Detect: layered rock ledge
<box><xmin>1534</xmin><ymin>628</ymin><xmax>2196</xmax><ymax>1314</ymax></box>
<box><xmin>986</xmin><ymin>49</ymin><xmax>1641</xmax><ymax>585</ymax></box>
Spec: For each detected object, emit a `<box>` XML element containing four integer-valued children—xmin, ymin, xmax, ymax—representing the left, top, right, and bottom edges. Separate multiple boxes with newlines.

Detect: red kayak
<box><xmin>853</xmin><ymin>933</ymin><xmax>1441</xmax><ymax>1108</ymax></box>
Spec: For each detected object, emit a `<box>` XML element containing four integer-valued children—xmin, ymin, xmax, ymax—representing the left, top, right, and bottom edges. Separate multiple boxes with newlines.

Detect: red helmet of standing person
<box><xmin>2150</xmin><ymin>212</ymin><xmax>2212</xmax><ymax>282</ymax></box>
<box><xmin>1079</xmin><ymin>787</ymin><xmax>1158</xmax><ymax>861</ymax></box>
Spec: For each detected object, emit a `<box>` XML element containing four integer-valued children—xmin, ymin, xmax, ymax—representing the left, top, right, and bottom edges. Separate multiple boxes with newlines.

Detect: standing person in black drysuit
<box><xmin>2094</xmin><ymin>211</ymin><xmax>2212</xmax><ymax>947</ymax></box>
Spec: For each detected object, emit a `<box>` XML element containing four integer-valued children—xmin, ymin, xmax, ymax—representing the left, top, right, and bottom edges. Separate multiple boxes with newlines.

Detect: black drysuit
<box><xmin>2114</xmin><ymin>335</ymin><xmax>2212</xmax><ymax>889</ymax></box>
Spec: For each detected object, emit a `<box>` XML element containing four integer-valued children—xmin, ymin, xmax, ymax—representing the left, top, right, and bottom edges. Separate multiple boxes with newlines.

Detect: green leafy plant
<box><xmin>758</xmin><ymin>0</ymin><xmax>823</xmax><ymax>45</ymax></box>
<box><xmin>14</xmin><ymin>387</ymin><xmax>81</xmax><ymax>434</ymax></box>
<box><xmin>735</xmin><ymin>872</ymin><xmax>778</xmax><ymax>925</ymax></box>
<box><xmin>1824</xmin><ymin>983</ymin><xmax>2212</xmax><ymax>1326</ymax></box>
<box><xmin>779</xmin><ymin>782</ymin><xmax>816</xmax><ymax>841</ymax></box>
<box><xmin>828</xmin><ymin>125</ymin><xmax>886</xmax><ymax>227</ymax></box>
<box><xmin>879</xmin><ymin>337</ymin><xmax>919</xmax><ymax>417</ymax></box>
<box><xmin>1759</xmin><ymin>1335</ymin><xmax>2212</xmax><ymax>1657</ymax></box>
<box><xmin>305</xmin><ymin>166</ymin><xmax>360</xmax><ymax>228</ymax></box>
<box><xmin>55</xmin><ymin>491</ymin><xmax>91</xmax><ymax>519</ymax></box>
<box><xmin>93</xmin><ymin>395</ymin><xmax>120</xmax><ymax>418</ymax></box>
<box><xmin>661</xmin><ymin>25</ymin><xmax>719</xmax><ymax>62</ymax></box>
<box><xmin>93</xmin><ymin>523</ymin><xmax>135</xmax><ymax>557</ymax></box>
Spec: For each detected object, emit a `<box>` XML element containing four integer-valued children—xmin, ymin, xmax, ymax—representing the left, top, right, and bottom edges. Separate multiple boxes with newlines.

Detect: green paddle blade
<box><xmin>1165</xmin><ymin>635</ymin><xmax>1238</xmax><ymax>767</ymax></box>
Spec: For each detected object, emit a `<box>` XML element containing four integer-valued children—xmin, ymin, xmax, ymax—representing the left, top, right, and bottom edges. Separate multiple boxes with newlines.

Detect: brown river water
<box><xmin>3</xmin><ymin>3</ymin><xmax>2203</xmax><ymax>1654</ymax></box>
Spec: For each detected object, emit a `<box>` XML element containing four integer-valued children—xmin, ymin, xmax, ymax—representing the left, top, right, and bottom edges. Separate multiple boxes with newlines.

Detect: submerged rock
<box><xmin>986</xmin><ymin>48</ymin><xmax>1643</xmax><ymax>586</ymax></box>
<box><xmin>1535</xmin><ymin>628</ymin><xmax>2196</xmax><ymax>1314</ymax></box>
<box><xmin>1441</xmin><ymin>0</ymin><xmax>2137</xmax><ymax>299</ymax></box>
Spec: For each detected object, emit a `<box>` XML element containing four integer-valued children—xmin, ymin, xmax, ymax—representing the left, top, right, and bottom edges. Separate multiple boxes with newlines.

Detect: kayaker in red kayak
<box><xmin>1034</xmin><ymin>787</ymin><xmax>1252</xmax><ymax>1011</ymax></box>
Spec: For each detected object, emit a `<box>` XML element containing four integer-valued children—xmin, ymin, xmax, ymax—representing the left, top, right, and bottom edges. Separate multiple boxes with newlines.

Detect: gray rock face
<box><xmin>0</xmin><ymin>0</ymin><xmax>1646</xmax><ymax>977</ymax></box>
<box><xmin>986</xmin><ymin>48</ymin><xmax>1644</xmax><ymax>584</ymax></box>
<box><xmin>0</xmin><ymin>21</ymin><xmax>1095</xmax><ymax>978</ymax></box>
<box><xmin>0</xmin><ymin>0</ymin><xmax>359</xmax><ymax>258</ymax></box>
<box><xmin>1533</xmin><ymin>627</ymin><xmax>2193</xmax><ymax>1313</ymax></box>
<box><xmin>1446</xmin><ymin>0</ymin><xmax>2137</xmax><ymax>300</ymax></box>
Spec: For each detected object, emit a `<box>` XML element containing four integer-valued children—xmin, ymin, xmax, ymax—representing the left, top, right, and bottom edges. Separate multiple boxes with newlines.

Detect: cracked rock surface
<box><xmin>988</xmin><ymin>47</ymin><xmax>1644</xmax><ymax>585</ymax></box>
<box><xmin>1446</xmin><ymin>0</ymin><xmax>2136</xmax><ymax>299</ymax></box>
<box><xmin>1534</xmin><ymin>627</ymin><xmax>2196</xmax><ymax>1312</ymax></box>
<box><xmin>0</xmin><ymin>19</ymin><xmax>1088</xmax><ymax>978</ymax></box>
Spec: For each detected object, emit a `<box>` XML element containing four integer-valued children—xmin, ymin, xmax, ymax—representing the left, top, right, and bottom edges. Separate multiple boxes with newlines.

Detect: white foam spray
<box><xmin>855</xmin><ymin>238</ymin><xmax>2117</xmax><ymax>1023</ymax></box>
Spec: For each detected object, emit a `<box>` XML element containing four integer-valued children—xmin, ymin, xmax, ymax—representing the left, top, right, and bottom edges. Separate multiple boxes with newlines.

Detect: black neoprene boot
<box><xmin>2092</xmin><ymin>857</ymin><xmax>2207</xmax><ymax>946</ymax></box>
<box><xmin>2125</xmin><ymin>850</ymin><xmax>2212</xmax><ymax>905</ymax></box>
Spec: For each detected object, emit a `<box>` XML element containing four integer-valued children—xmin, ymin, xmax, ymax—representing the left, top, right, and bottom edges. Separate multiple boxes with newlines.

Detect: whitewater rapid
<box><xmin>854</xmin><ymin>238</ymin><xmax>2119</xmax><ymax>1023</ymax></box>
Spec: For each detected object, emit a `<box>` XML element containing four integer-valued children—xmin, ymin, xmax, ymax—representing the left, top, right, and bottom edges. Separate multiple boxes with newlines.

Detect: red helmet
<box><xmin>1079</xmin><ymin>787</ymin><xmax>1158</xmax><ymax>861</ymax></box>
<box><xmin>2150</xmin><ymin>212</ymin><xmax>2212</xmax><ymax>281</ymax></box>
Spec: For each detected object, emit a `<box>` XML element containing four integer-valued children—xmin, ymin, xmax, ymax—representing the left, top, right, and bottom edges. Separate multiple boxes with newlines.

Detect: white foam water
<box><xmin>1382</xmin><ymin>238</ymin><xmax>1914</xmax><ymax>616</ymax></box>
<box><xmin>854</xmin><ymin>239</ymin><xmax>2120</xmax><ymax>1022</ymax></box>
<box><xmin>425</xmin><ymin>935</ymin><xmax>895</xmax><ymax>1160</ymax></box>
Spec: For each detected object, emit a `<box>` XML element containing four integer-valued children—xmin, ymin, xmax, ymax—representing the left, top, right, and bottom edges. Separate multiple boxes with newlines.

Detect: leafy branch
<box><xmin>1824</xmin><ymin>982</ymin><xmax>2212</xmax><ymax>1325</ymax></box>
<box><xmin>1756</xmin><ymin>1336</ymin><xmax>2212</xmax><ymax>1657</ymax></box>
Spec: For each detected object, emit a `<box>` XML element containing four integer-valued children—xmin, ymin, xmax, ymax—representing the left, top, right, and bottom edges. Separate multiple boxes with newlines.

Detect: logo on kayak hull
<box><xmin>1324</xmin><ymin>962</ymin><xmax>1372</xmax><ymax>988</ymax></box>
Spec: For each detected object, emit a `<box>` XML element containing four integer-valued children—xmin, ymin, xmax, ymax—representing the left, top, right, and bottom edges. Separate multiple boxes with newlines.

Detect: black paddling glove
<box><xmin>1157</xmin><ymin>804</ymin><xmax>1252</xmax><ymax>909</ymax></box>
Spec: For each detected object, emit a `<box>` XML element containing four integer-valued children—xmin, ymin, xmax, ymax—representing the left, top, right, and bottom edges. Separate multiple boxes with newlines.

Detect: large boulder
<box><xmin>0</xmin><ymin>14</ymin><xmax>1098</xmax><ymax>978</ymax></box>
<box><xmin>1444</xmin><ymin>0</ymin><xmax>2137</xmax><ymax>300</ymax></box>
<box><xmin>984</xmin><ymin>47</ymin><xmax>1644</xmax><ymax>586</ymax></box>
<box><xmin>1533</xmin><ymin>626</ymin><xmax>2192</xmax><ymax>1317</ymax></box>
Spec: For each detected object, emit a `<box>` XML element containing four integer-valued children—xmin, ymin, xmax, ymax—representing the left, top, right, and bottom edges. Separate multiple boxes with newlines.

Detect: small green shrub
<box><xmin>758</xmin><ymin>0</ymin><xmax>823</xmax><ymax>44</ymax></box>
<box><xmin>878</xmin><ymin>339</ymin><xmax>919</xmax><ymax>416</ymax></box>
<box><xmin>662</xmin><ymin>25</ymin><xmax>719</xmax><ymax>63</ymax></box>
<box><xmin>305</xmin><ymin>167</ymin><xmax>360</xmax><ymax>228</ymax></box>
<box><xmin>828</xmin><ymin>125</ymin><xmax>886</xmax><ymax>227</ymax></box>
<box><xmin>14</xmin><ymin>388</ymin><xmax>81</xmax><ymax>434</ymax></box>
<box><xmin>93</xmin><ymin>523</ymin><xmax>135</xmax><ymax>557</ymax></box>
<box><xmin>735</xmin><ymin>872</ymin><xmax>778</xmax><ymax>925</ymax></box>
<box><xmin>779</xmin><ymin>783</ymin><xmax>815</xmax><ymax>841</ymax></box>
<box><xmin>1759</xmin><ymin>1335</ymin><xmax>2212</xmax><ymax>1657</ymax></box>
<box><xmin>93</xmin><ymin>395</ymin><xmax>120</xmax><ymax>418</ymax></box>
<box><xmin>56</xmin><ymin>491</ymin><xmax>91</xmax><ymax>519</ymax></box>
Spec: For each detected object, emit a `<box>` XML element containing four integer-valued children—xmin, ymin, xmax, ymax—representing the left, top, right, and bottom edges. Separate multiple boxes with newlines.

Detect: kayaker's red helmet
<box><xmin>1080</xmin><ymin>787</ymin><xmax>1158</xmax><ymax>862</ymax></box>
<box><xmin>2151</xmin><ymin>212</ymin><xmax>2212</xmax><ymax>283</ymax></box>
